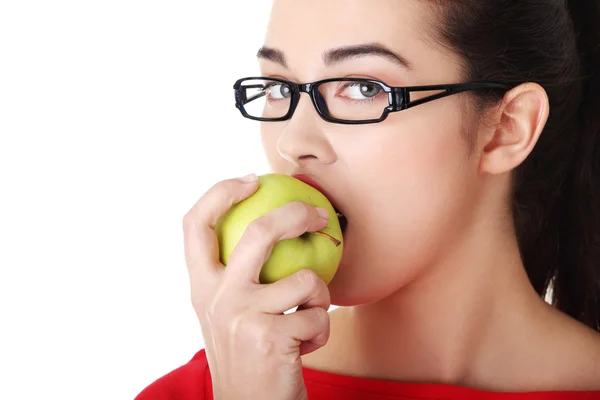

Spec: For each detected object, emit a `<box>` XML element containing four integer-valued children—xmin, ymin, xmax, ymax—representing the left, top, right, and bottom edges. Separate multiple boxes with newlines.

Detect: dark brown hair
<box><xmin>427</xmin><ymin>0</ymin><xmax>600</xmax><ymax>330</ymax></box>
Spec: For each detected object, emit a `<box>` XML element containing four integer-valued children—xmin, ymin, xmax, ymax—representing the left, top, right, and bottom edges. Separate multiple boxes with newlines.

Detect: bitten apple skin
<box><xmin>215</xmin><ymin>173</ymin><xmax>344</xmax><ymax>284</ymax></box>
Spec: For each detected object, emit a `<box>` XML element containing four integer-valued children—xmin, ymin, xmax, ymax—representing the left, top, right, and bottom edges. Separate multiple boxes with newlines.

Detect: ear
<box><xmin>479</xmin><ymin>83</ymin><xmax>550</xmax><ymax>175</ymax></box>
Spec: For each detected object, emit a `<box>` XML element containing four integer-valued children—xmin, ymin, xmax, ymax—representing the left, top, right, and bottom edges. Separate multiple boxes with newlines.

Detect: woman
<box><xmin>136</xmin><ymin>0</ymin><xmax>600</xmax><ymax>398</ymax></box>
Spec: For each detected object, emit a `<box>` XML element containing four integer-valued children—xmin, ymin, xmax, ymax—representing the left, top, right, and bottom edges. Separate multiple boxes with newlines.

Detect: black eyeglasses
<box><xmin>233</xmin><ymin>77</ymin><xmax>511</xmax><ymax>125</ymax></box>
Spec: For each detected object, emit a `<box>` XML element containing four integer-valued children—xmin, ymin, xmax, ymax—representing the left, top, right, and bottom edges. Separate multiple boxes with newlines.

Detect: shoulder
<box><xmin>134</xmin><ymin>349</ymin><xmax>213</xmax><ymax>400</ymax></box>
<box><xmin>537</xmin><ymin>308</ymin><xmax>600</xmax><ymax>391</ymax></box>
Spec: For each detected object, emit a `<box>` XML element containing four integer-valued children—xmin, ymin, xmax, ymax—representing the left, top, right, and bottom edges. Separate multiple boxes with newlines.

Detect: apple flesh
<box><xmin>215</xmin><ymin>173</ymin><xmax>344</xmax><ymax>284</ymax></box>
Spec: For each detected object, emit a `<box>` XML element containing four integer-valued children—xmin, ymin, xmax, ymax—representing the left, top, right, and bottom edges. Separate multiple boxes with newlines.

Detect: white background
<box><xmin>0</xmin><ymin>1</ymin><xmax>278</xmax><ymax>398</ymax></box>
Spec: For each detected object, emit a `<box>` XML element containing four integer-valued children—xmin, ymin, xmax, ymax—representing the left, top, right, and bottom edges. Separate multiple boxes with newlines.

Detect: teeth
<box><xmin>337</xmin><ymin>212</ymin><xmax>348</xmax><ymax>233</ymax></box>
<box><xmin>332</xmin><ymin>207</ymin><xmax>347</xmax><ymax>233</ymax></box>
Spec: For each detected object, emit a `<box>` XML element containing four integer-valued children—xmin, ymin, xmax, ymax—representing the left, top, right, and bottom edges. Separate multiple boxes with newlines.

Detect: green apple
<box><xmin>215</xmin><ymin>173</ymin><xmax>343</xmax><ymax>284</ymax></box>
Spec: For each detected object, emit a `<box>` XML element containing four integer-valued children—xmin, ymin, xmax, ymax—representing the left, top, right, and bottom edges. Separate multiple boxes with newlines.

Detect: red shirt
<box><xmin>135</xmin><ymin>349</ymin><xmax>600</xmax><ymax>399</ymax></box>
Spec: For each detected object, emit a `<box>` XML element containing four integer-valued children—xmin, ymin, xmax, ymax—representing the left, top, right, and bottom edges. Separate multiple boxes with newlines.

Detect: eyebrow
<box><xmin>257</xmin><ymin>42</ymin><xmax>412</xmax><ymax>70</ymax></box>
<box><xmin>324</xmin><ymin>43</ymin><xmax>412</xmax><ymax>70</ymax></box>
<box><xmin>256</xmin><ymin>47</ymin><xmax>288</xmax><ymax>68</ymax></box>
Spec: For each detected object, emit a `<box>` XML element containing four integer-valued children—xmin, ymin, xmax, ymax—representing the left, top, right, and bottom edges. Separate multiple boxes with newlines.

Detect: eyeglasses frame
<box><xmin>233</xmin><ymin>76</ymin><xmax>511</xmax><ymax>125</ymax></box>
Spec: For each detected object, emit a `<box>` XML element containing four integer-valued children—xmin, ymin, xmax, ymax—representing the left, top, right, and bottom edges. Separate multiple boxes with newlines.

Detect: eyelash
<box><xmin>336</xmin><ymin>83</ymin><xmax>379</xmax><ymax>104</ymax></box>
<box><xmin>262</xmin><ymin>80</ymin><xmax>382</xmax><ymax>106</ymax></box>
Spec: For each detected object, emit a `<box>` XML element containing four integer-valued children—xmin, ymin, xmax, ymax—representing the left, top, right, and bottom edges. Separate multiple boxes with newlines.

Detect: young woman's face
<box><xmin>259</xmin><ymin>0</ymin><xmax>484</xmax><ymax>305</ymax></box>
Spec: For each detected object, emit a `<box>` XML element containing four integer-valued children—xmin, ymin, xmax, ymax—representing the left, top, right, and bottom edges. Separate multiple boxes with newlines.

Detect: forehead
<box><xmin>263</xmin><ymin>0</ymin><xmax>460</xmax><ymax>82</ymax></box>
<box><xmin>269</xmin><ymin>0</ymin><xmax>417</xmax><ymax>35</ymax></box>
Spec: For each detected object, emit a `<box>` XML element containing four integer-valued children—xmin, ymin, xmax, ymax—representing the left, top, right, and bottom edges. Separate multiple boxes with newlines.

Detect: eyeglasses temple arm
<box><xmin>403</xmin><ymin>83</ymin><xmax>510</xmax><ymax>110</ymax></box>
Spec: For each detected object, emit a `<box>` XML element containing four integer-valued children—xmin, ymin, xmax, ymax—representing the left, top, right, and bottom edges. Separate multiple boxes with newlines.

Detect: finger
<box><xmin>225</xmin><ymin>201</ymin><xmax>329</xmax><ymax>284</ymax></box>
<box><xmin>183</xmin><ymin>174</ymin><xmax>260</xmax><ymax>286</ymax></box>
<box><xmin>279</xmin><ymin>307</ymin><xmax>331</xmax><ymax>357</ymax></box>
<box><xmin>255</xmin><ymin>269</ymin><xmax>331</xmax><ymax>315</ymax></box>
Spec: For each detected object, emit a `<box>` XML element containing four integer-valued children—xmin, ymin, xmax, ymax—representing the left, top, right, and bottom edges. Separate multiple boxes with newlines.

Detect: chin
<box><xmin>326</xmin><ymin>228</ymin><xmax>377</xmax><ymax>306</ymax></box>
<box><xmin>325</xmin><ymin>227</ymin><xmax>419</xmax><ymax>307</ymax></box>
<box><xmin>328</xmin><ymin>275</ymin><xmax>383</xmax><ymax>307</ymax></box>
<box><xmin>326</xmin><ymin>227</ymin><xmax>354</xmax><ymax>305</ymax></box>
<box><xmin>328</xmin><ymin>265</ymin><xmax>404</xmax><ymax>307</ymax></box>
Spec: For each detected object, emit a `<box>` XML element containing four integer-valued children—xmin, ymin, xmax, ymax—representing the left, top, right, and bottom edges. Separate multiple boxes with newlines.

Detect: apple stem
<box><xmin>312</xmin><ymin>231</ymin><xmax>342</xmax><ymax>247</ymax></box>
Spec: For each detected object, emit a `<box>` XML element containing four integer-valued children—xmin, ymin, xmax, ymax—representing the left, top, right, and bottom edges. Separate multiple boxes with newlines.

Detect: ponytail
<box><xmin>552</xmin><ymin>0</ymin><xmax>600</xmax><ymax>330</ymax></box>
<box><xmin>427</xmin><ymin>0</ymin><xmax>600</xmax><ymax>331</ymax></box>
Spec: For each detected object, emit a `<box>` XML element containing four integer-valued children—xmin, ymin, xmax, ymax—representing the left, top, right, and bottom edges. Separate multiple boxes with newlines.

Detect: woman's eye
<box><xmin>266</xmin><ymin>84</ymin><xmax>292</xmax><ymax>100</ymax></box>
<box><xmin>341</xmin><ymin>82</ymin><xmax>382</xmax><ymax>100</ymax></box>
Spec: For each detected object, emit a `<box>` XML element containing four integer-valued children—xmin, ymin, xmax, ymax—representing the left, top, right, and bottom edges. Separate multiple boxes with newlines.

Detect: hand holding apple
<box><xmin>182</xmin><ymin>174</ymin><xmax>334</xmax><ymax>400</ymax></box>
<box><xmin>215</xmin><ymin>173</ymin><xmax>344</xmax><ymax>284</ymax></box>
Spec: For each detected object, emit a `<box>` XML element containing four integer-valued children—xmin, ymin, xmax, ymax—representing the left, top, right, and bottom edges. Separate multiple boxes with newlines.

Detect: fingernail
<box><xmin>238</xmin><ymin>173</ymin><xmax>258</xmax><ymax>183</ymax></box>
<box><xmin>315</xmin><ymin>207</ymin><xmax>329</xmax><ymax>220</ymax></box>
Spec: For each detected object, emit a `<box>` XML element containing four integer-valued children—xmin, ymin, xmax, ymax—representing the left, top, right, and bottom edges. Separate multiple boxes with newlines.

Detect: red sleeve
<box><xmin>134</xmin><ymin>349</ymin><xmax>213</xmax><ymax>400</ymax></box>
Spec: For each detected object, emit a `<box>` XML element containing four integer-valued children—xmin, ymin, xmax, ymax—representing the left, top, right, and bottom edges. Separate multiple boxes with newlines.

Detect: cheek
<box><xmin>361</xmin><ymin>127</ymin><xmax>469</xmax><ymax>252</ymax></box>
<box><xmin>350</xmin><ymin>109</ymin><xmax>470</xmax><ymax>216</ymax></box>
<box><xmin>260</xmin><ymin>123</ymin><xmax>287</xmax><ymax>172</ymax></box>
<box><xmin>330</xmin><ymin>113</ymin><xmax>475</xmax><ymax>305</ymax></box>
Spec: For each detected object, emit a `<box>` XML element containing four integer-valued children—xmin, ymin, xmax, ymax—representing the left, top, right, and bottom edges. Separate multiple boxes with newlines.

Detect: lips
<box><xmin>292</xmin><ymin>174</ymin><xmax>348</xmax><ymax>233</ymax></box>
<box><xmin>292</xmin><ymin>174</ymin><xmax>329</xmax><ymax>199</ymax></box>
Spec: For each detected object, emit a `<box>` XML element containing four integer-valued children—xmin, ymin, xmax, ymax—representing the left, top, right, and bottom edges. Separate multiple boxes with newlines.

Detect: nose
<box><xmin>276</xmin><ymin>93</ymin><xmax>337</xmax><ymax>167</ymax></box>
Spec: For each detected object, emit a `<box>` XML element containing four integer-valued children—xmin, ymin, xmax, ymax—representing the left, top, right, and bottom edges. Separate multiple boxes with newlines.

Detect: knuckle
<box><xmin>247</xmin><ymin>316</ymin><xmax>273</xmax><ymax>341</ymax></box>
<box><xmin>182</xmin><ymin>211</ymin><xmax>196</xmax><ymax>231</ymax></box>
<box><xmin>312</xmin><ymin>307</ymin><xmax>330</xmax><ymax>325</ymax></box>
<box><xmin>245</xmin><ymin>219</ymin><xmax>271</xmax><ymax>240</ymax></box>
<box><xmin>289</xmin><ymin>201</ymin><xmax>312</xmax><ymax>219</ymax></box>
<box><xmin>209</xmin><ymin>180</ymin><xmax>231</xmax><ymax>201</ymax></box>
<box><xmin>295</xmin><ymin>202</ymin><xmax>320</xmax><ymax>233</ymax></box>
<box><xmin>295</xmin><ymin>268</ymin><xmax>321</xmax><ymax>289</ymax></box>
<box><xmin>182</xmin><ymin>183</ymin><xmax>230</xmax><ymax>230</ymax></box>
<box><xmin>234</xmin><ymin>313</ymin><xmax>276</xmax><ymax>354</ymax></box>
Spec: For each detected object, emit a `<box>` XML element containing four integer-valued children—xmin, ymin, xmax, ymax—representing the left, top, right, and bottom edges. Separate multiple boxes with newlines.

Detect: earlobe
<box><xmin>479</xmin><ymin>83</ymin><xmax>550</xmax><ymax>175</ymax></box>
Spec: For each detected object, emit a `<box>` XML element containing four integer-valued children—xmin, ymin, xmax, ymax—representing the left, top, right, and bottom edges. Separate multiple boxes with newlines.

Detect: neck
<box><xmin>345</xmin><ymin>209</ymin><xmax>551</xmax><ymax>388</ymax></box>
